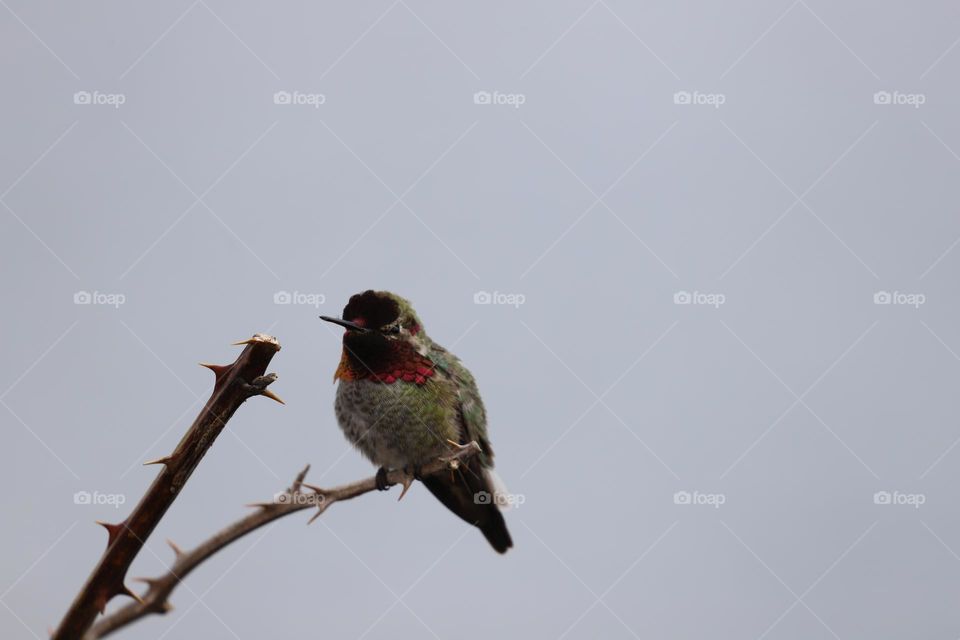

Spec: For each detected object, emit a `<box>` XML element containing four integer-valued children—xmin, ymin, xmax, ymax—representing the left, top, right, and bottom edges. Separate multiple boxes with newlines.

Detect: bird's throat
<box><xmin>334</xmin><ymin>344</ymin><xmax>435</xmax><ymax>386</ymax></box>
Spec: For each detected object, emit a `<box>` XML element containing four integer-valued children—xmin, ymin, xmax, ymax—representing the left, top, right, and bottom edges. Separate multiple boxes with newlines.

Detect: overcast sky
<box><xmin>3</xmin><ymin>1</ymin><xmax>960</xmax><ymax>638</ymax></box>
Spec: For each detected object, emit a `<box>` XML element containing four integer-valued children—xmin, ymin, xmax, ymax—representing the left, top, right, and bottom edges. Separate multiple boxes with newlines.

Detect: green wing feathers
<box><xmin>423</xmin><ymin>340</ymin><xmax>513</xmax><ymax>553</ymax></box>
<box><xmin>427</xmin><ymin>342</ymin><xmax>493</xmax><ymax>466</ymax></box>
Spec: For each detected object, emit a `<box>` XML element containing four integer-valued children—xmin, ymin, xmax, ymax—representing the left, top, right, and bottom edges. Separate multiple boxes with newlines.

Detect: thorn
<box><xmin>166</xmin><ymin>538</ymin><xmax>184</xmax><ymax>558</ymax></box>
<box><xmin>96</xmin><ymin>520</ymin><xmax>124</xmax><ymax>546</ymax></box>
<box><xmin>307</xmin><ymin>508</ymin><xmax>325</xmax><ymax>525</ymax></box>
<box><xmin>259</xmin><ymin>388</ymin><xmax>285</xmax><ymax>405</ymax></box>
<box><xmin>131</xmin><ymin>576</ymin><xmax>159</xmax><ymax>588</ymax></box>
<box><xmin>397</xmin><ymin>474</ymin><xmax>414</xmax><ymax>502</ymax></box>
<box><xmin>441</xmin><ymin>439</ymin><xmax>480</xmax><ymax>463</ymax></box>
<box><xmin>94</xmin><ymin>591</ymin><xmax>109</xmax><ymax>614</ymax></box>
<box><xmin>119</xmin><ymin>585</ymin><xmax>145</xmax><ymax>605</ymax></box>
<box><xmin>160</xmin><ymin>601</ymin><xmax>174</xmax><ymax>613</ymax></box>
<box><xmin>199</xmin><ymin>362</ymin><xmax>231</xmax><ymax>377</ymax></box>
<box><xmin>232</xmin><ymin>338</ymin><xmax>255</xmax><ymax>346</ymax></box>
<box><xmin>301</xmin><ymin>482</ymin><xmax>324</xmax><ymax>494</ymax></box>
<box><xmin>244</xmin><ymin>501</ymin><xmax>273</xmax><ymax>509</ymax></box>
<box><xmin>143</xmin><ymin>455</ymin><xmax>173</xmax><ymax>466</ymax></box>
<box><xmin>291</xmin><ymin>464</ymin><xmax>310</xmax><ymax>493</ymax></box>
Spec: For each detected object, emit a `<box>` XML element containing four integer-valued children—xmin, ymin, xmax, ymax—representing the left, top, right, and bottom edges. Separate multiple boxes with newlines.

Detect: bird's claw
<box><xmin>375</xmin><ymin>467</ymin><xmax>390</xmax><ymax>491</ymax></box>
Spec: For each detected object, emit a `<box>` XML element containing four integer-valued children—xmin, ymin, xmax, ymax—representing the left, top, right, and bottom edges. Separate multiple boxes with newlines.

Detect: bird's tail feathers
<box><xmin>485</xmin><ymin>468</ymin><xmax>514</xmax><ymax>511</ymax></box>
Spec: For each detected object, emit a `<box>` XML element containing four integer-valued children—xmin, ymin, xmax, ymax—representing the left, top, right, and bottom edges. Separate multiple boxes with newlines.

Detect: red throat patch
<box><xmin>333</xmin><ymin>349</ymin><xmax>435</xmax><ymax>385</ymax></box>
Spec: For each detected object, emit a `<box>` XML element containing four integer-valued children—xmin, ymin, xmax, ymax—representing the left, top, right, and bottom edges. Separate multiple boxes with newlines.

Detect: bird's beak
<box><xmin>319</xmin><ymin>315</ymin><xmax>369</xmax><ymax>333</ymax></box>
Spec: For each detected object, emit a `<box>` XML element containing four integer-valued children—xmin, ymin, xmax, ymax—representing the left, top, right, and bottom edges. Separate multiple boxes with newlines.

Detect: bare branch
<box><xmin>86</xmin><ymin>442</ymin><xmax>483</xmax><ymax>639</ymax></box>
<box><xmin>52</xmin><ymin>334</ymin><xmax>283</xmax><ymax>640</ymax></box>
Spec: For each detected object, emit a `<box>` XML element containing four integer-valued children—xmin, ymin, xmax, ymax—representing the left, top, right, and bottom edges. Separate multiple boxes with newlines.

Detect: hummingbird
<box><xmin>320</xmin><ymin>290</ymin><xmax>513</xmax><ymax>553</ymax></box>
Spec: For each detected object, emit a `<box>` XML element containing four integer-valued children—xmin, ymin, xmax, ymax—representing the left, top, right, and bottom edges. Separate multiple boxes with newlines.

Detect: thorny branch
<box><xmin>86</xmin><ymin>441</ymin><xmax>482</xmax><ymax>639</ymax></box>
<box><xmin>52</xmin><ymin>334</ymin><xmax>283</xmax><ymax>640</ymax></box>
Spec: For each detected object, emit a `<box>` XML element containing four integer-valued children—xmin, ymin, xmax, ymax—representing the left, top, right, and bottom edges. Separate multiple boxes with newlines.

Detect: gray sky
<box><xmin>3</xmin><ymin>1</ymin><xmax>960</xmax><ymax>638</ymax></box>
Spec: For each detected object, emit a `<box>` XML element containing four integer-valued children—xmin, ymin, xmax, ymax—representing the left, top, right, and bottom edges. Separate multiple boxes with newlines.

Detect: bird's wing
<box><xmin>422</xmin><ymin>341</ymin><xmax>512</xmax><ymax>553</ymax></box>
<box><xmin>426</xmin><ymin>341</ymin><xmax>493</xmax><ymax>465</ymax></box>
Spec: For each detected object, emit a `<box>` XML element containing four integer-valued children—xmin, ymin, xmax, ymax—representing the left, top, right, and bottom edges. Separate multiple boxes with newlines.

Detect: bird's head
<box><xmin>321</xmin><ymin>290</ymin><xmax>428</xmax><ymax>375</ymax></box>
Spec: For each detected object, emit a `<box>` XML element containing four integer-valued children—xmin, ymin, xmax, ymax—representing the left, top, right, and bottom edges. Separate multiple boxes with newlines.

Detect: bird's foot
<box><xmin>375</xmin><ymin>467</ymin><xmax>390</xmax><ymax>491</ymax></box>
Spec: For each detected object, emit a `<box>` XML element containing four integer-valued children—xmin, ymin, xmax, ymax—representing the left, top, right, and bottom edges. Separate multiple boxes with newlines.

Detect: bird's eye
<box><xmin>385</xmin><ymin>324</ymin><xmax>401</xmax><ymax>335</ymax></box>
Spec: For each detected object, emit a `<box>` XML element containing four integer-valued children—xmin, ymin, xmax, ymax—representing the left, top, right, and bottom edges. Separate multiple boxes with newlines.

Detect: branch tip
<box><xmin>53</xmin><ymin>331</ymin><xmax>282</xmax><ymax>640</ymax></box>
<box><xmin>231</xmin><ymin>333</ymin><xmax>279</xmax><ymax>349</ymax></box>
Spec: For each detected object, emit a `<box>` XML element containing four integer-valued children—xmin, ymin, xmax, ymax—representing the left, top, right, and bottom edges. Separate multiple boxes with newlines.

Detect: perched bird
<box><xmin>321</xmin><ymin>290</ymin><xmax>513</xmax><ymax>553</ymax></box>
